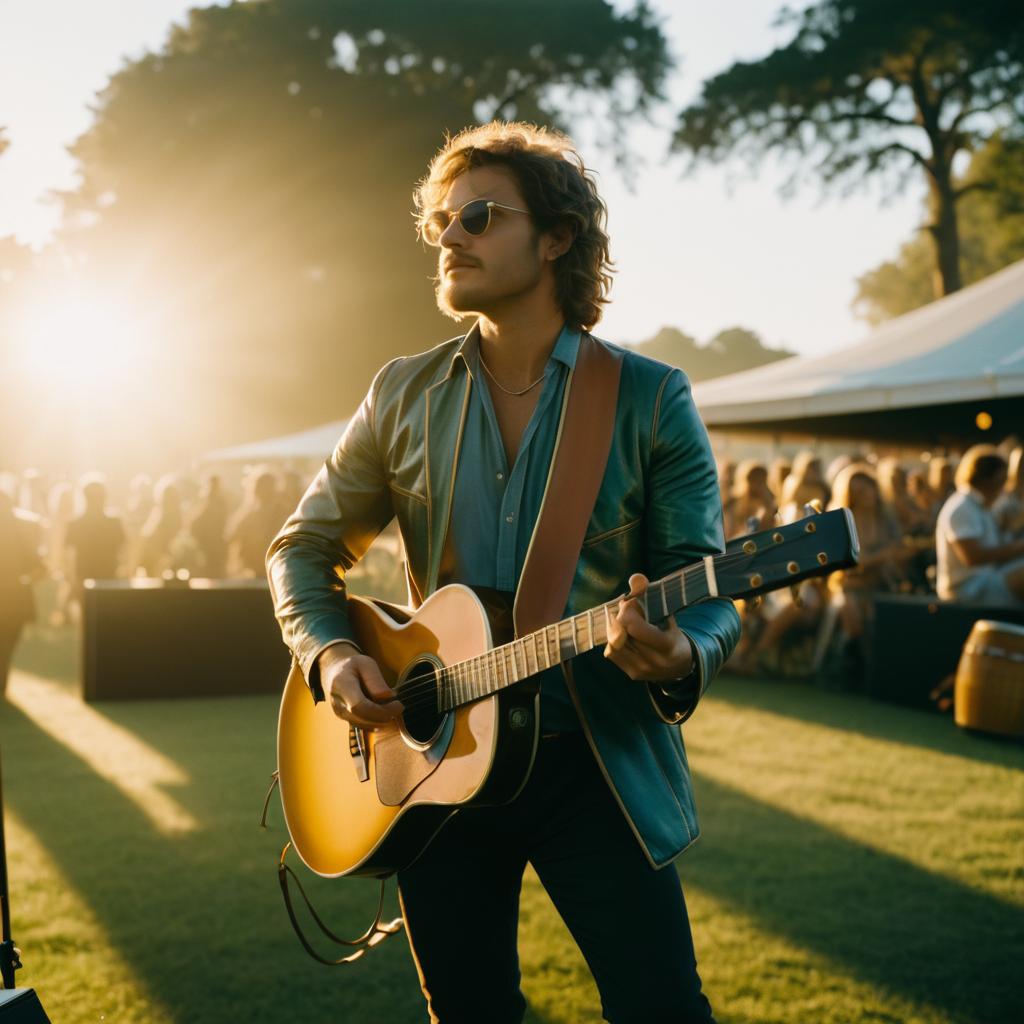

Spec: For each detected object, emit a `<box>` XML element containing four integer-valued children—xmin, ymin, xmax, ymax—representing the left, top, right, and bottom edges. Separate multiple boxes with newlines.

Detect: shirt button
<box><xmin>496</xmin><ymin>472</ymin><xmax>504</xmax><ymax>480</ymax></box>
<box><xmin>506</xmin><ymin>515</ymin><xmax>514</xmax><ymax>523</ymax></box>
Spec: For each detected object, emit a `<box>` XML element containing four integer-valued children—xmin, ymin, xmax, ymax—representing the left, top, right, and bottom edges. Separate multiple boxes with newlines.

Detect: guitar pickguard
<box><xmin>373</xmin><ymin>714</ymin><xmax>455</xmax><ymax>807</ymax></box>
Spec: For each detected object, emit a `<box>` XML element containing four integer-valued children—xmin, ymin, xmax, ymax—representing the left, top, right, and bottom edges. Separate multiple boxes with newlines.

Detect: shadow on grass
<box><xmin>713</xmin><ymin>675</ymin><xmax>1024</xmax><ymax>770</ymax></box>
<box><xmin>685</xmin><ymin>772</ymin><xmax>1022</xmax><ymax>1024</ymax></box>
<box><xmin>14</xmin><ymin>624</ymin><xmax>79</xmax><ymax>689</ymax></box>
<box><xmin>0</xmin><ymin>693</ymin><xmax>432</xmax><ymax>1024</ymax></box>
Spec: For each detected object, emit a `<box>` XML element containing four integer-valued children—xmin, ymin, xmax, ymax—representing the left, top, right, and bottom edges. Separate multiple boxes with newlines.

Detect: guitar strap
<box><xmin>512</xmin><ymin>333</ymin><xmax>623</xmax><ymax>638</ymax></box>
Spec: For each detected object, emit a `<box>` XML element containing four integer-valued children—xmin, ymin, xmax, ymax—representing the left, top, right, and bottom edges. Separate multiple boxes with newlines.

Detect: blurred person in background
<box><xmin>824</xmin><ymin>453</ymin><xmax>854</xmax><ymax>490</ymax></box>
<box><xmin>927</xmin><ymin>456</ymin><xmax>956</xmax><ymax>521</ymax></box>
<box><xmin>0</xmin><ymin>489</ymin><xmax>45</xmax><ymax>697</ymax></box>
<box><xmin>65</xmin><ymin>474</ymin><xmax>125</xmax><ymax>605</ymax></box>
<box><xmin>122</xmin><ymin>473</ymin><xmax>154</xmax><ymax>575</ymax></box>
<box><xmin>46</xmin><ymin>480</ymin><xmax>76</xmax><ymax>625</ymax></box>
<box><xmin>827</xmin><ymin>463</ymin><xmax>914</xmax><ymax>681</ymax></box>
<box><xmin>724</xmin><ymin>460</ymin><xmax>776</xmax><ymax>539</ymax></box>
<box><xmin>137</xmin><ymin>475</ymin><xmax>183</xmax><ymax>577</ymax></box>
<box><xmin>189</xmin><ymin>473</ymin><xmax>230</xmax><ymax>577</ymax></box>
<box><xmin>227</xmin><ymin>468</ymin><xmax>281</xmax><ymax>577</ymax></box>
<box><xmin>936</xmin><ymin>446</ymin><xmax>1024</xmax><ymax>606</ymax></box>
<box><xmin>18</xmin><ymin>468</ymin><xmax>48</xmax><ymax>517</ymax></box>
<box><xmin>993</xmin><ymin>447</ymin><xmax>1024</xmax><ymax>539</ymax></box>
<box><xmin>767</xmin><ymin>456</ymin><xmax>790</xmax><ymax>502</ymax></box>
<box><xmin>907</xmin><ymin>467</ymin><xmax>936</xmax><ymax>528</ymax></box>
<box><xmin>717</xmin><ymin>457</ymin><xmax>736</xmax><ymax>530</ymax></box>
<box><xmin>778</xmin><ymin>450</ymin><xmax>829</xmax><ymax>524</ymax></box>
<box><xmin>877</xmin><ymin>457</ymin><xmax>929</xmax><ymax>536</ymax></box>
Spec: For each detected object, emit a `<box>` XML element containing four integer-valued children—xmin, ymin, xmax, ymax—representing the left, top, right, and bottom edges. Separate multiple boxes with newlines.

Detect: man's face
<box><xmin>432</xmin><ymin>166</ymin><xmax>550</xmax><ymax>320</ymax></box>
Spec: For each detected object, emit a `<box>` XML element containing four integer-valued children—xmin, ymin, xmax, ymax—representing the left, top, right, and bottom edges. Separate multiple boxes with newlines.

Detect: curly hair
<box><xmin>413</xmin><ymin>122</ymin><xmax>614</xmax><ymax>331</ymax></box>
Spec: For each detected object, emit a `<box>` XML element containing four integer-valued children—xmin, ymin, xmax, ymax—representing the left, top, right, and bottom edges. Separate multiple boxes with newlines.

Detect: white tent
<box><xmin>202</xmin><ymin>419</ymin><xmax>349</xmax><ymax>463</ymax></box>
<box><xmin>693</xmin><ymin>258</ymin><xmax>1024</xmax><ymax>441</ymax></box>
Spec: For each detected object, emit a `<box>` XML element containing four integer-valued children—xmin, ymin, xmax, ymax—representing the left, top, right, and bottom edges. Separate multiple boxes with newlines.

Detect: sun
<box><xmin>14</xmin><ymin>296</ymin><xmax>146</xmax><ymax>395</ymax></box>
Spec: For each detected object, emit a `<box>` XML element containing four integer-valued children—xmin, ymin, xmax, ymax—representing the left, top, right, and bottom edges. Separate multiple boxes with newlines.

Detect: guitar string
<box><xmin>387</xmin><ymin>550</ymin><xmax>752</xmax><ymax>710</ymax></box>
<box><xmin>390</xmin><ymin>549</ymin><xmax>813</xmax><ymax>712</ymax></box>
<box><xmin>389</xmin><ymin>550</ymin><xmax>813</xmax><ymax>714</ymax></box>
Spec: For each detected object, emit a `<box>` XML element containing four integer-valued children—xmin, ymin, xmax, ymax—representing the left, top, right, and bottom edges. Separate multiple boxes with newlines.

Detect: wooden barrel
<box><xmin>954</xmin><ymin>620</ymin><xmax>1024</xmax><ymax>737</ymax></box>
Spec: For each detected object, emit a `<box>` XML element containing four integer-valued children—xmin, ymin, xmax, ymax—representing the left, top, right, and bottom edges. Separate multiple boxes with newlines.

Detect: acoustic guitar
<box><xmin>277</xmin><ymin>507</ymin><xmax>859</xmax><ymax>879</ymax></box>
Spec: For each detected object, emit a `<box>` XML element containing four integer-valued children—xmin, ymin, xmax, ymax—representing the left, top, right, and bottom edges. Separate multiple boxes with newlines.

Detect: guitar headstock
<box><xmin>718</xmin><ymin>508</ymin><xmax>860</xmax><ymax>602</ymax></box>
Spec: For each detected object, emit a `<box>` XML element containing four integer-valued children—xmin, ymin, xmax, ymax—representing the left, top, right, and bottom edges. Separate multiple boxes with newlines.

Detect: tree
<box><xmin>854</xmin><ymin>133</ymin><xmax>1024</xmax><ymax>323</ymax></box>
<box><xmin>631</xmin><ymin>325</ymin><xmax>793</xmax><ymax>381</ymax></box>
<box><xmin>672</xmin><ymin>0</ymin><xmax>1024</xmax><ymax>298</ymax></box>
<box><xmin>43</xmin><ymin>0</ymin><xmax>671</xmax><ymax>462</ymax></box>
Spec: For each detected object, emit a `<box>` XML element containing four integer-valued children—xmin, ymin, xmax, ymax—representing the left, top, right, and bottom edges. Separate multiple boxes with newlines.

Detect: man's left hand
<box><xmin>603</xmin><ymin>572</ymin><xmax>693</xmax><ymax>682</ymax></box>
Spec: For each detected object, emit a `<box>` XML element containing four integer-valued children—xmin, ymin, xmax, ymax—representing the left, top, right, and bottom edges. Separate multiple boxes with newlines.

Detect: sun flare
<box><xmin>15</xmin><ymin>296</ymin><xmax>146</xmax><ymax>395</ymax></box>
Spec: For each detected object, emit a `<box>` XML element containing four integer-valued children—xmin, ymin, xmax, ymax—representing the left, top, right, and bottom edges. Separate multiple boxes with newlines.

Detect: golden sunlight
<box><xmin>14</xmin><ymin>296</ymin><xmax>146</xmax><ymax>396</ymax></box>
<box><xmin>7</xmin><ymin>668</ymin><xmax>199</xmax><ymax>836</ymax></box>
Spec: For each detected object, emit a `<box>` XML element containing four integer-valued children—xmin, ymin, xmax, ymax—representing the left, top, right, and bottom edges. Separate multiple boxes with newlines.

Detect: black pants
<box><xmin>397</xmin><ymin>732</ymin><xmax>716</xmax><ymax>1024</ymax></box>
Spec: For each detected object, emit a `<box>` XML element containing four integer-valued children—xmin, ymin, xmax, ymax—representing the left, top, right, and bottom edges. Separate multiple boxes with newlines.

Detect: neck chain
<box><xmin>478</xmin><ymin>351</ymin><xmax>545</xmax><ymax>397</ymax></box>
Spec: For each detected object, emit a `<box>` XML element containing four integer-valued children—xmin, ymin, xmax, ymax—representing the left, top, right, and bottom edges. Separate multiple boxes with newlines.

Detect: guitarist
<box><xmin>267</xmin><ymin>122</ymin><xmax>740</xmax><ymax>1024</ymax></box>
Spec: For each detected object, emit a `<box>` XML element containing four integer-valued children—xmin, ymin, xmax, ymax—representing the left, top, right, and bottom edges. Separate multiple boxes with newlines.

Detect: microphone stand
<box><xmin>0</xmin><ymin>751</ymin><xmax>23</xmax><ymax>990</ymax></box>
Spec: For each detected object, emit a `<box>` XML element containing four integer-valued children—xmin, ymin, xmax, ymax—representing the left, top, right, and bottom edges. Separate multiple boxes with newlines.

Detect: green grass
<box><xmin>2</xmin><ymin>625</ymin><xmax>1022</xmax><ymax>1023</ymax></box>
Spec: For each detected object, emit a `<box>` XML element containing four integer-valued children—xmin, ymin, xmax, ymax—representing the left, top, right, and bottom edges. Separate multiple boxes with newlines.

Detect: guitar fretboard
<box><xmin>436</xmin><ymin>557</ymin><xmax>719</xmax><ymax>711</ymax></box>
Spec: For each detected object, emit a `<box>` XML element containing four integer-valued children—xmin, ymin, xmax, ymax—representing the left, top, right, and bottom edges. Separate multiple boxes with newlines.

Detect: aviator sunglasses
<box><xmin>421</xmin><ymin>198</ymin><xmax>530</xmax><ymax>246</ymax></box>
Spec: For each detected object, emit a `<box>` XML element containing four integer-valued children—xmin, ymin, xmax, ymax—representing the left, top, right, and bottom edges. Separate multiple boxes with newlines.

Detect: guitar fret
<box><xmin>586</xmin><ymin>608</ymin><xmax>595</xmax><ymax>651</ymax></box>
<box><xmin>657</xmin><ymin>580</ymin><xmax>668</xmax><ymax>622</ymax></box>
<box><xmin>570</xmin><ymin>618</ymin><xmax>579</xmax><ymax>656</ymax></box>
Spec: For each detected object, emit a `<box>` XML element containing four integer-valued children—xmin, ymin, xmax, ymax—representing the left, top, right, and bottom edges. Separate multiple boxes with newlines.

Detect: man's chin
<box><xmin>436</xmin><ymin>283</ymin><xmax>483</xmax><ymax>321</ymax></box>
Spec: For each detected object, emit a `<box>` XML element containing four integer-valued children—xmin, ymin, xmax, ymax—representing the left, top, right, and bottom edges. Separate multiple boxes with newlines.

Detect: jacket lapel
<box><xmin>424</xmin><ymin>336</ymin><xmax>474</xmax><ymax>596</ymax></box>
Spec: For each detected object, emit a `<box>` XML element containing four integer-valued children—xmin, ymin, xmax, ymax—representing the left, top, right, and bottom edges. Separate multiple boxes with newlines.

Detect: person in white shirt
<box><xmin>936</xmin><ymin>445</ymin><xmax>1024</xmax><ymax>605</ymax></box>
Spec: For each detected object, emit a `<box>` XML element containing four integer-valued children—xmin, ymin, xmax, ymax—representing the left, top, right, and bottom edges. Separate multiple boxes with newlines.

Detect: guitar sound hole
<box><xmin>399</xmin><ymin>660</ymin><xmax>444</xmax><ymax>745</ymax></box>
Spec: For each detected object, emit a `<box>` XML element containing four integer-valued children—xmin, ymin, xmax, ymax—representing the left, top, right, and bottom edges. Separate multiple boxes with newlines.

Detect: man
<box><xmin>65</xmin><ymin>474</ymin><xmax>124</xmax><ymax>601</ymax></box>
<box><xmin>936</xmin><ymin>445</ymin><xmax>1024</xmax><ymax>605</ymax></box>
<box><xmin>267</xmin><ymin>122</ymin><xmax>740</xmax><ymax>1023</ymax></box>
<box><xmin>0</xmin><ymin>486</ymin><xmax>44</xmax><ymax>697</ymax></box>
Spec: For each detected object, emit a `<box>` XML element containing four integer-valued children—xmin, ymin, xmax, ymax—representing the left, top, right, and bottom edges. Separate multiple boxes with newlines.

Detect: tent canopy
<box><xmin>693</xmin><ymin>258</ymin><xmax>1024</xmax><ymax>442</ymax></box>
<box><xmin>202</xmin><ymin>419</ymin><xmax>348</xmax><ymax>463</ymax></box>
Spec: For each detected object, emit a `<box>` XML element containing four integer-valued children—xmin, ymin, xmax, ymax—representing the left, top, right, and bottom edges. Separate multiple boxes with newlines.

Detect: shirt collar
<box><xmin>449</xmin><ymin>320</ymin><xmax>581</xmax><ymax>379</ymax></box>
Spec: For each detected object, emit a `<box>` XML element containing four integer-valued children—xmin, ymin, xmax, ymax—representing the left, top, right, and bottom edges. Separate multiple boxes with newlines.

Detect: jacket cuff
<box><xmin>294</xmin><ymin>615</ymin><xmax>361</xmax><ymax>701</ymax></box>
<box><xmin>647</xmin><ymin>629</ymin><xmax>704</xmax><ymax>724</ymax></box>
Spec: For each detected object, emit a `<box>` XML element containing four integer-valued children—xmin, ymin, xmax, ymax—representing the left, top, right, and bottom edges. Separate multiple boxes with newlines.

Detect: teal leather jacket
<box><xmin>266</xmin><ymin>329</ymin><xmax>740</xmax><ymax>867</ymax></box>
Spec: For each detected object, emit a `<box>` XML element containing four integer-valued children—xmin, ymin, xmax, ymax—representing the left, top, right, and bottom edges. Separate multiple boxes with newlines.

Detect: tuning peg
<box><xmin>790</xmin><ymin>583</ymin><xmax>803</xmax><ymax>607</ymax></box>
<box><xmin>804</xmin><ymin>499</ymin><xmax>823</xmax><ymax>516</ymax></box>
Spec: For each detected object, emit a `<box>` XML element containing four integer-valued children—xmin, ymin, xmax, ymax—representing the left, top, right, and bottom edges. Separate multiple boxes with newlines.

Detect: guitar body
<box><xmin>277</xmin><ymin>584</ymin><xmax>540</xmax><ymax>879</ymax></box>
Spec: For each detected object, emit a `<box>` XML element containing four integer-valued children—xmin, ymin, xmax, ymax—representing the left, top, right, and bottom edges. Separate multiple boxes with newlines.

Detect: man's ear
<box><xmin>545</xmin><ymin>222</ymin><xmax>575</xmax><ymax>261</ymax></box>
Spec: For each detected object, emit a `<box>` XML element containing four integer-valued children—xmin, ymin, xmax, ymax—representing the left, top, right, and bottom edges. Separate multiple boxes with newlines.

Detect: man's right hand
<box><xmin>316</xmin><ymin>642</ymin><xmax>404</xmax><ymax>729</ymax></box>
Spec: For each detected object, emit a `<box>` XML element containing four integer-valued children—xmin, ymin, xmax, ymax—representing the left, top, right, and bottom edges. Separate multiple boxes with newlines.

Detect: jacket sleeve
<box><xmin>642</xmin><ymin>367</ymin><xmax>741</xmax><ymax>724</ymax></box>
<box><xmin>266</xmin><ymin>361</ymin><xmax>397</xmax><ymax>699</ymax></box>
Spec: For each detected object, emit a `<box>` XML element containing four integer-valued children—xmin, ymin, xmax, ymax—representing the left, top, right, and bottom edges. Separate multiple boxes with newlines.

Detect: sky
<box><xmin>0</xmin><ymin>0</ymin><xmax>927</xmax><ymax>357</ymax></box>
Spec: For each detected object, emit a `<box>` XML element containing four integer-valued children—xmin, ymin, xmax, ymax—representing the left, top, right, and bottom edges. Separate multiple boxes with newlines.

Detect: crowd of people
<box><xmin>3</xmin><ymin>440</ymin><xmax>1024</xmax><ymax>695</ymax></box>
<box><xmin>720</xmin><ymin>441</ymin><xmax>1024</xmax><ymax>682</ymax></box>
<box><xmin>0</xmin><ymin>465</ymin><xmax>309</xmax><ymax>689</ymax></box>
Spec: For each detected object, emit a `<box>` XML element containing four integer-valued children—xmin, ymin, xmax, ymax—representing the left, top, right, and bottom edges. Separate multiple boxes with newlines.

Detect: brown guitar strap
<box><xmin>513</xmin><ymin>334</ymin><xmax>623</xmax><ymax>638</ymax></box>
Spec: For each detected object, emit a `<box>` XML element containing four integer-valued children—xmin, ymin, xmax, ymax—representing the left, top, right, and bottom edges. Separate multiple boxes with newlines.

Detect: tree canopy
<box><xmin>854</xmin><ymin>134</ymin><xmax>1024</xmax><ymax>323</ymax></box>
<box><xmin>672</xmin><ymin>0</ymin><xmax>1024</xmax><ymax>298</ymax></box>
<box><xmin>630</xmin><ymin>325</ymin><xmax>793</xmax><ymax>381</ymax></box>
<box><xmin>26</xmin><ymin>0</ymin><xmax>670</xmax><ymax>465</ymax></box>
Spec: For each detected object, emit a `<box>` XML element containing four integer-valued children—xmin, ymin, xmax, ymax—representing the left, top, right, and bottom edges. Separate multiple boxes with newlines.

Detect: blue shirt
<box><xmin>446</xmin><ymin>324</ymin><xmax>581</xmax><ymax>732</ymax></box>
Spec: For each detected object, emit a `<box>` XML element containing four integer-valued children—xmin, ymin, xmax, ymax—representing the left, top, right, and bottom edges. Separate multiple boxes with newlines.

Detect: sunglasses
<box><xmin>420</xmin><ymin>199</ymin><xmax>530</xmax><ymax>246</ymax></box>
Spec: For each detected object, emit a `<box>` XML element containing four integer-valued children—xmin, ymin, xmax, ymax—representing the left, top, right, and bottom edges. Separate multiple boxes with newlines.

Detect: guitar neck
<box><xmin>436</xmin><ymin>558</ymin><xmax>719</xmax><ymax>712</ymax></box>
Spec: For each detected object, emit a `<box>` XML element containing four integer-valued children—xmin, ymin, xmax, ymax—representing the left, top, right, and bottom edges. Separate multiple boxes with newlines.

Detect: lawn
<box><xmin>2</xmin><ymin>624</ymin><xmax>1021</xmax><ymax>1024</ymax></box>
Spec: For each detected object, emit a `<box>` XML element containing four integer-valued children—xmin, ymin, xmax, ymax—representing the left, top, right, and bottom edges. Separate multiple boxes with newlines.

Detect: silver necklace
<box><xmin>478</xmin><ymin>351</ymin><xmax>545</xmax><ymax>397</ymax></box>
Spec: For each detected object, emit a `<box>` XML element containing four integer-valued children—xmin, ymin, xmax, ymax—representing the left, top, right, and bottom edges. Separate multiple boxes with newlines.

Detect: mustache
<box><xmin>441</xmin><ymin>256</ymin><xmax>481</xmax><ymax>272</ymax></box>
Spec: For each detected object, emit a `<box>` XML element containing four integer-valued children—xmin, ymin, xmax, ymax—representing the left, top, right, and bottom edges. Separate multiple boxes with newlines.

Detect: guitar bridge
<box><xmin>349</xmin><ymin>726</ymin><xmax>370</xmax><ymax>782</ymax></box>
